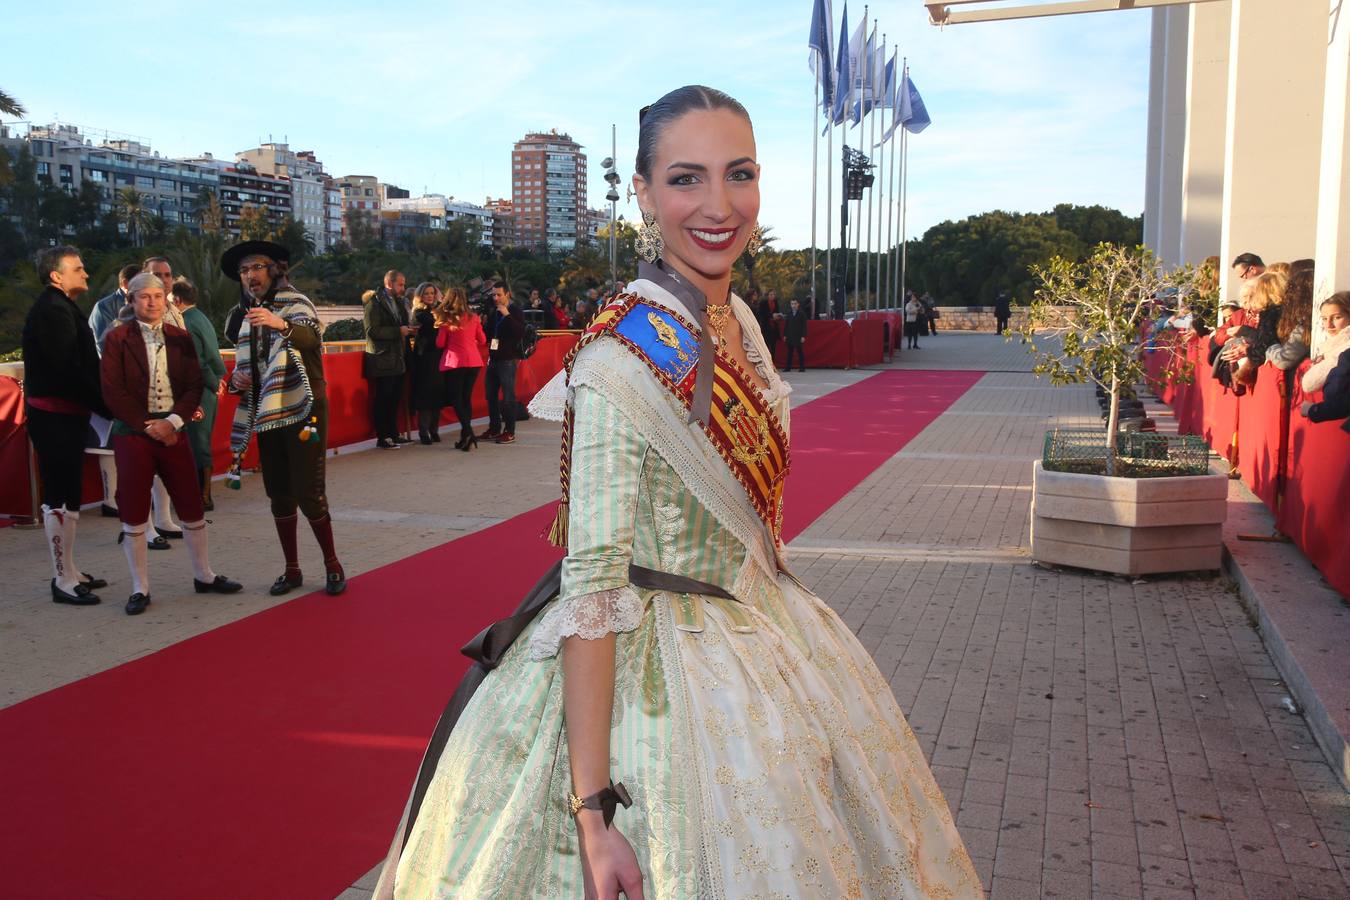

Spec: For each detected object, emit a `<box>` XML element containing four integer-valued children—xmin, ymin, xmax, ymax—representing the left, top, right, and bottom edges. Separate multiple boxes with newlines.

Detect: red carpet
<box><xmin>0</xmin><ymin>369</ymin><xmax>982</xmax><ymax>900</ymax></box>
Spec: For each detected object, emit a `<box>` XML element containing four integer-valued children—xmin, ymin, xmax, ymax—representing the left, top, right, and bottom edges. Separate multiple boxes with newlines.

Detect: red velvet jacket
<box><xmin>100</xmin><ymin>320</ymin><xmax>203</xmax><ymax>433</ymax></box>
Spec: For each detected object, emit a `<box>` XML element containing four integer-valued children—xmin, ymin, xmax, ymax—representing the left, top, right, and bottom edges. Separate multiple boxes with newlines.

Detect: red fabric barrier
<box><xmin>1145</xmin><ymin>341</ymin><xmax>1350</xmax><ymax>598</ymax></box>
<box><xmin>0</xmin><ymin>378</ymin><xmax>33</xmax><ymax>518</ymax></box>
<box><xmin>4</xmin><ymin>335</ymin><xmax>582</xmax><ymax>513</ymax></box>
<box><xmin>857</xmin><ymin>311</ymin><xmax>902</xmax><ymax>357</ymax></box>
<box><xmin>850</xmin><ymin>319</ymin><xmax>885</xmax><ymax>367</ymax></box>
<box><xmin>775</xmin><ymin>320</ymin><xmax>853</xmax><ymax>369</ymax></box>
<box><xmin>1280</xmin><ymin>370</ymin><xmax>1350</xmax><ymax>597</ymax></box>
<box><xmin>1236</xmin><ymin>364</ymin><xmax>1286</xmax><ymax>509</ymax></box>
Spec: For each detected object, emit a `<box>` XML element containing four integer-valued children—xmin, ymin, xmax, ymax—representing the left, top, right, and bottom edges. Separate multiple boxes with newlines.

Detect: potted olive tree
<box><xmin>1019</xmin><ymin>244</ymin><xmax>1227</xmax><ymax>576</ymax></box>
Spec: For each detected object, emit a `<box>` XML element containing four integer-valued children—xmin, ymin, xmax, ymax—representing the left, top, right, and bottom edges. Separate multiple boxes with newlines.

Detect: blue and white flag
<box><xmin>808</xmin><ymin>0</ymin><xmax>835</xmax><ymax>110</ymax></box>
<box><xmin>850</xmin><ymin>22</ymin><xmax>876</xmax><ymax>124</ymax></box>
<box><xmin>881</xmin><ymin>51</ymin><xmax>903</xmax><ymax>142</ymax></box>
<box><xmin>902</xmin><ymin>71</ymin><xmax>931</xmax><ymax>134</ymax></box>
<box><xmin>828</xmin><ymin>3</ymin><xmax>851</xmax><ymax>127</ymax></box>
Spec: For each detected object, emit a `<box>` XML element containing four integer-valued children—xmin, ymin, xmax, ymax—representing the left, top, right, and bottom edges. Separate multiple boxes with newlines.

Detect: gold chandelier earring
<box><xmin>745</xmin><ymin>223</ymin><xmax>765</xmax><ymax>257</ymax></box>
<box><xmin>636</xmin><ymin>209</ymin><xmax>663</xmax><ymax>263</ymax></box>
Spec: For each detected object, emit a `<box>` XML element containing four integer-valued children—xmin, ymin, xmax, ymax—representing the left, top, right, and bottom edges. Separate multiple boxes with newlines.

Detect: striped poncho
<box><xmin>229</xmin><ymin>290</ymin><xmax>319</xmax><ymax>454</ymax></box>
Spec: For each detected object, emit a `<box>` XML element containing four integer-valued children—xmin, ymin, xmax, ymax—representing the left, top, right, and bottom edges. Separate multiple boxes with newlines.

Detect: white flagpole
<box><xmin>825</xmin><ymin>108</ymin><xmax>833</xmax><ymax>320</ymax></box>
<box><xmin>900</xmin><ymin>87</ymin><xmax>909</xmax><ymax>302</ymax></box>
<box><xmin>864</xmin><ymin>28</ymin><xmax>876</xmax><ymax>312</ymax></box>
<box><xmin>886</xmin><ymin>77</ymin><xmax>897</xmax><ymax>309</ymax></box>
<box><xmin>853</xmin><ymin>5</ymin><xmax>867</xmax><ymax>313</ymax></box>
<box><xmin>874</xmin><ymin>40</ymin><xmax>886</xmax><ymax>312</ymax></box>
<box><xmin>811</xmin><ymin>76</ymin><xmax>819</xmax><ymax>314</ymax></box>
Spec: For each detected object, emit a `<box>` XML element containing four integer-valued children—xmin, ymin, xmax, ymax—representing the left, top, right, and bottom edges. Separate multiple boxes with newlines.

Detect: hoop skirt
<box><xmin>379</xmin><ymin>286</ymin><xmax>981</xmax><ymax>899</ymax></box>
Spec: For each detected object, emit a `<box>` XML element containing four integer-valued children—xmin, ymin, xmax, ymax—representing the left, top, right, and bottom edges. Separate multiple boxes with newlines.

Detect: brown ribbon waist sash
<box><xmin>402</xmin><ymin>561</ymin><xmax>737</xmax><ymax>850</ymax></box>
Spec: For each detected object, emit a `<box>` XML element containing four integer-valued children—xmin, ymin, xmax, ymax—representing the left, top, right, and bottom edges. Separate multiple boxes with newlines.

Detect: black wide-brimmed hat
<box><xmin>221</xmin><ymin>240</ymin><xmax>290</xmax><ymax>281</ymax></box>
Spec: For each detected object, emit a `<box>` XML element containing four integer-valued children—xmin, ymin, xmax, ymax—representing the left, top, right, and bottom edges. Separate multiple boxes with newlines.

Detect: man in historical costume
<box><xmin>113</xmin><ymin>256</ymin><xmax>188</xmax><ymax>548</ymax></box>
<box><xmin>363</xmin><ymin>269</ymin><xmax>413</xmax><ymax>450</ymax></box>
<box><xmin>102</xmin><ymin>273</ymin><xmax>242</xmax><ymax>615</ymax></box>
<box><xmin>170</xmin><ymin>280</ymin><xmax>226</xmax><ymax>511</ymax></box>
<box><xmin>23</xmin><ymin>246</ymin><xmax>112</xmax><ymax>605</ymax></box>
<box><xmin>223</xmin><ymin>240</ymin><xmax>347</xmax><ymax>596</ymax></box>
<box><xmin>88</xmin><ymin>262</ymin><xmax>143</xmax><ymax>517</ymax></box>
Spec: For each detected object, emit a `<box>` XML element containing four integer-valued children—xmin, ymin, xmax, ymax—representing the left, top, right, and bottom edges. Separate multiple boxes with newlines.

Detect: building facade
<box><xmin>511</xmin><ymin>130</ymin><xmax>588</xmax><ymax>252</ymax></box>
<box><xmin>9</xmin><ymin>123</ymin><xmax>221</xmax><ymax>234</ymax></box>
<box><xmin>235</xmin><ymin>143</ymin><xmax>336</xmax><ymax>250</ymax></box>
<box><xmin>485</xmin><ymin>197</ymin><xmax>515</xmax><ymax>251</ymax></box>
<box><xmin>336</xmin><ymin>174</ymin><xmax>381</xmax><ymax>246</ymax></box>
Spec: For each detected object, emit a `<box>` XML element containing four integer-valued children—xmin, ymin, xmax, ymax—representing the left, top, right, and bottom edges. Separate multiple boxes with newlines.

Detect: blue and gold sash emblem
<box><xmin>612</xmin><ymin>302</ymin><xmax>698</xmax><ymax>385</ymax></box>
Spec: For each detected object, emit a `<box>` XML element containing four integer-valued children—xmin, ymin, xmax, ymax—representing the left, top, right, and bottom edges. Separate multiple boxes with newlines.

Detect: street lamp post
<box><xmin>601</xmin><ymin>125</ymin><xmax>621</xmax><ymax>290</ymax></box>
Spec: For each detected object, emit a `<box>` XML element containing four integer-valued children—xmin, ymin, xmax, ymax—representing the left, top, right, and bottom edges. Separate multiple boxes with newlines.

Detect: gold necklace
<box><xmin>705</xmin><ymin>303</ymin><xmax>733</xmax><ymax>348</ymax></box>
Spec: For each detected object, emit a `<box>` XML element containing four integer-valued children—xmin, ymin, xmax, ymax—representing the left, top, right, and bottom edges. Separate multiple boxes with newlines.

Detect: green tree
<box><xmin>237</xmin><ymin>203</ymin><xmax>272</xmax><ymax>241</ymax></box>
<box><xmin>116</xmin><ymin>187</ymin><xmax>153</xmax><ymax>247</ymax></box>
<box><xmin>194</xmin><ymin>188</ymin><xmax>225</xmax><ymax>234</ymax></box>
<box><xmin>1020</xmin><ymin>243</ymin><xmax>1193</xmax><ymax>473</ymax></box>
<box><xmin>0</xmin><ymin>89</ymin><xmax>24</xmax><ymax>119</ymax></box>
<box><xmin>735</xmin><ymin>225</ymin><xmax>778</xmax><ymax>293</ymax></box>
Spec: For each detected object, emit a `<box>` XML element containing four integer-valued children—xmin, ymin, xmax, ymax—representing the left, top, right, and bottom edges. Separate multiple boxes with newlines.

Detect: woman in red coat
<box><xmin>436</xmin><ymin>286</ymin><xmax>488</xmax><ymax>450</ymax></box>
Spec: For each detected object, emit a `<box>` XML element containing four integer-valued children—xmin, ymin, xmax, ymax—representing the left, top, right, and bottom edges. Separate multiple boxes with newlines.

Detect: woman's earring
<box><xmin>636</xmin><ymin>209</ymin><xmax>663</xmax><ymax>263</ymax></box>
<box><xmin>746</xmin><ymin>224</ymin><xmax>765</xmax><ymax>258</ymax></box>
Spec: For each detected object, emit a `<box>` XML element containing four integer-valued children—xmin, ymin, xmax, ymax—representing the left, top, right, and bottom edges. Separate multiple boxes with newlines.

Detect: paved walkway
<box><xmin>4</xmin><ymin>331</ymin><xmax>1348</xmax><ymax>899</ymax></box>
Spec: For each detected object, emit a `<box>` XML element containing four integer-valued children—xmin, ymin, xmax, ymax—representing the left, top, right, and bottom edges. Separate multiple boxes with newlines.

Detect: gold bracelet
<box><xmin>566</xmin><ymin>781</ymin><xmax>632</xmax><ymax>828</ymax></box>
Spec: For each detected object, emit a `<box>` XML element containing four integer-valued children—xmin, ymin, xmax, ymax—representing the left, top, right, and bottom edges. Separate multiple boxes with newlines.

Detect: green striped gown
<box><xmin>393</xmin><ymin>384</ymin><xmax>982</xmax><ymax>898</ymax></box>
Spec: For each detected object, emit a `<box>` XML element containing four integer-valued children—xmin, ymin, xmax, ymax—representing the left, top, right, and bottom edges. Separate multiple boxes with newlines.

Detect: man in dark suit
<box><xmin>481</xmin><ymin>282</ymin><xmax>526</xmax><ymax>444</ymax></box>
<box><xmin>784</xmin><ymin>298</ymin><xmax>809</xmax><ymax>372</ymax></box>
<box><xmin>102</xmin><ymin>272</ymin><xmax>241</xmax><ymax>615</ymax></box>
<box><xmin>994</xmin><ymin>291</ymin><xmax>1012</xmax><ymax>335</ymax></box>
<box><xmin>364</xmin><ymin>270</ymin><xmax>413</xmax><ymax>449</ymax></box>
<box><xmin>23</xmin><ymin>245</ymin><xmax>112</xmax><ymax>605</ymax></box>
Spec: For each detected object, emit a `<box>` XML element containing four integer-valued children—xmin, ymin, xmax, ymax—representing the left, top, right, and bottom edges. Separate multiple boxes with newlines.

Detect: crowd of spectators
<box><xmin>1153</xmin><ymin>252</ymin><xmax>1350</xmax><ymax>435</ymax></box>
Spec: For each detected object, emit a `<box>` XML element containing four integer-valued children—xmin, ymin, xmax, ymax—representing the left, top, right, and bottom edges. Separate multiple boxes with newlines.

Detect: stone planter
<box><xmin>1030</xmin><ymin>460</ymin><xmax>1228</xmax><ymax>576</ymax></box>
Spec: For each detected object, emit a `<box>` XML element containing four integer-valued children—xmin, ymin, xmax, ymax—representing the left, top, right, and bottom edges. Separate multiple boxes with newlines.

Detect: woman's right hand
<box><xmin>577</xmin><ymin>816</ymin><xmax>644</xmax><ymax>900</ymax></box>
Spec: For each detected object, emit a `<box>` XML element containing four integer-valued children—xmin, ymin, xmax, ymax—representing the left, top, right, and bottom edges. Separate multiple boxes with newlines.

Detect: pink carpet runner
<box><xmin>0</xmin><ymin>369</ymin><xmax>982</xmax><ymax>899</ymax></box>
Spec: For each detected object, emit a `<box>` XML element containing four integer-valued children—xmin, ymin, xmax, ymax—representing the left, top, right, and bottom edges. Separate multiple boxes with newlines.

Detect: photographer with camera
<box><xmin>480</xmin><ymin>282</ymin><xmax>526</xmax><ymax>445</ymax></box>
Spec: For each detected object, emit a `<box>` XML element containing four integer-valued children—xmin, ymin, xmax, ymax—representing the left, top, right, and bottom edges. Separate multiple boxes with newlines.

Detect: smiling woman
<box><xmin>374</xmin><ymin>86</ymin><xmax>983</xmax><ymax>900</ymax></box>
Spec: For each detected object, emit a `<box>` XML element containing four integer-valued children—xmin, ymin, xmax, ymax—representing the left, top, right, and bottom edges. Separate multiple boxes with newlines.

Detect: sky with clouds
<box><xmin>5</xmin><ymin>0</ymin><xmax>1151</xmax><ymax>249</ymax></box>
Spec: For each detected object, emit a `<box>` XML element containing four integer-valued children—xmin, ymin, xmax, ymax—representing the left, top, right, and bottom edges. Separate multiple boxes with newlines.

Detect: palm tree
<box><xmin>117</xmin><ymin>187</ymin><xmax>152</xmax><ymax>247</ymax></box>
<box><xmin>0</xmin><ymin>89</ymin><xmax>25</xmax><ymax>120</ymax></box>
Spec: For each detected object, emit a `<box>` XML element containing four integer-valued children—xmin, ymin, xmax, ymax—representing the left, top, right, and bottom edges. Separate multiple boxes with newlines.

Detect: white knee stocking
<box><xmin>98</xmin><ymin>454</ymin><xmax>118</xmax><ymax>506</ymax></box>
<box><xmin>42</xmin><ymin>505</ymin><xmax>80</xmax><ymax>592</ymax></box>
<box><xmin>150</xmin><ymin>476</ymin><xmax>179</xmax><ymax>534</ymax></box>
<box><xmin>181</xmin><ymin>519</ymin><xmax>215</xmax><ymax>583</ymax></box>
<box><xmin>123</xmin><ymin>521</ymin><xmax>150</xmax><ymax>596</ymax></box>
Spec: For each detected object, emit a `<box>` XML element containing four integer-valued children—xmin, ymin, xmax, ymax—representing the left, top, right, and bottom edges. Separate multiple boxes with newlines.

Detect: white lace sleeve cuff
<box><xmin>527</xmin><ymin>586</ymin><xmax>645</xmax><ymax>660</ymax></box>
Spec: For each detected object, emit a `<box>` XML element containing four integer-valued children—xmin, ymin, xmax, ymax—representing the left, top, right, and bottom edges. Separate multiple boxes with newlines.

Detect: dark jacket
<box><xmin>22</xmin><ymin>286</ymin><xmax>109</xmax><ymax>417</ymax></box>
<box><xmin>364</xmin><ymin>288</ymin><xmax>409</xmax><ymax>377</ymax></box>
<box><xmin>1307</xmin><ymin>346</ymin><xmax>1350</xmax><ymax>433</ymax></box>
<box><xmin>785</xmin><ymin>307</ymin><xmax>809</xmax><ymax>344</ymax></box>
<box><xmin>100</xmin><ymin>320</ymin><xmax>204</xmax><ymax>433</ymax></box>
<box><xmin>485</xmin><ymin>305</ymin><xmax>527</xmax><ymax>362</ymax></box>
<box><xmin>993</xmin><ymin>294</ymin><xmax>1012</xmax><ymax>318</ymax></box>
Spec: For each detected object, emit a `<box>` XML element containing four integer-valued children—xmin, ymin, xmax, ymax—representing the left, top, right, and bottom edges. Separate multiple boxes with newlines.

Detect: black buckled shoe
<box><xmin>52</xmin><ymin>579</ymin><xmax>101</xmax><ymax>605</ymax></box>
<box><xmin>325</xmin><ymin>570</ymin><xmax>347</xmax><ymax>596</ymax></box>
<box><xmin>125</xmin><ymin>593</ymin><xmax>151</xmax><ymax>615</ymax></box>
<box><xmin>194</xmin><ymin>575</ymin><xmax>243</xmax><ymax>594</ymax></box>
<box><xmin>100</xmin><ymin>504</ymin><xmax>120</xmax><ymax>518</ymax></box>
<box><xmin>269</xmin><ymin>572</ymin><xmax>303</xmax><ymax>596</ymax></box>
<box><xmin>155</xmin><ymin>526</ymin><xmax>184</xmax><ymax>540</ymax></box>
<box><xmin>80</xmin><ymin>572</ymin><xmax>108</xmax><ymax>590</ymax></box>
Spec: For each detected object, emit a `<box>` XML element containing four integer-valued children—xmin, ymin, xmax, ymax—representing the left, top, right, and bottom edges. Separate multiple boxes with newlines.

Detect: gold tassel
<box><xmin>546</xmin><ymin>501</ymin><xmax>569</xmax><ymax>548</ymax></box>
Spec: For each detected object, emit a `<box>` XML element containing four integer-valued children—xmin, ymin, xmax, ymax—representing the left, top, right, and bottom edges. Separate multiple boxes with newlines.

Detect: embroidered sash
<box><xmin>550</xmin><ymin>293</ymin><xmax>789</xmax><ymax>545</ymax></box>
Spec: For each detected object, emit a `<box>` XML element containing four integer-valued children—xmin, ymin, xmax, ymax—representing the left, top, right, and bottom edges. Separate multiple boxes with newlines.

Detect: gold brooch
<box><xmin>648</xmin><ymin>311</ymin><xmax>690</xmax><ymax>362</ymax></box>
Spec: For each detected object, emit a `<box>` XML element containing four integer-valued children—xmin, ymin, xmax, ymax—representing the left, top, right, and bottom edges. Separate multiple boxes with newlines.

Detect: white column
<box><xmin>1218</xmin><ymin>0</ymin><xmax>1327</xmax><ymax>304</ymax></box>
<box><xmin>1313</xmin><ymin>0</ymin><xmax>1350</xmax><ymax>353</ymax></box>
<box><xmin>1143</xmin><ymin>9</ymin><xmax>1168</xmax><ymax>252</ymax></box>
<box><xmin>1157</xmin><ymin>6</ymin><xmax>1190</xmax><ymax>266</ymax></box>
<box><xmin>1178</xmin><ymin>0</ymin><xmax>1231</xmax><ymax>266</ymax></box>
